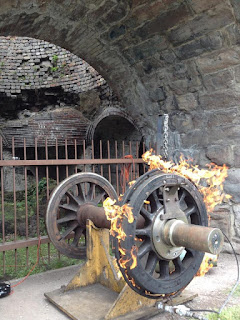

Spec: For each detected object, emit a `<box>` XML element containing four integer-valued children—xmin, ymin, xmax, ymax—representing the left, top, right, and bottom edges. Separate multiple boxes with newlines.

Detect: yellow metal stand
<box><xmin>45</xmin><ymin>220</ymin><xmax>196</xmax><ymax>319</ymax></box>
<box><xmin>45</xmin><ymin>220</ymin><xmax>158</xmax><ymax>319</ymax></box>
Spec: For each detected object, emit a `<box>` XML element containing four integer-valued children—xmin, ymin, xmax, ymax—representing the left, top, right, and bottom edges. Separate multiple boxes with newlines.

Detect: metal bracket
<box><xmin>161</xmin><ymin>185</ymin><xmax>186</xmax><ymax>221</ymax></box>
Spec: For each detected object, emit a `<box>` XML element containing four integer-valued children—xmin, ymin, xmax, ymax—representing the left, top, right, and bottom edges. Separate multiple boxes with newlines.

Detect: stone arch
<box><xmin>86</xmin><ymin>107</ymin><xmax>142</xmax><ymax>144</ymax></box>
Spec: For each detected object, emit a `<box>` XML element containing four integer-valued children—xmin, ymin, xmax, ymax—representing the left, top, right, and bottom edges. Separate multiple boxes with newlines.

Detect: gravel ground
<box><xmin>0</xmin><ymin>253</ymin><xmax>239</xmax><ymax>320</ymax></box>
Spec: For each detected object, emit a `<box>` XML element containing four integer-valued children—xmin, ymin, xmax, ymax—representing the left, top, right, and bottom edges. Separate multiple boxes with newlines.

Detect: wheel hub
<box><xmin>152</xmin><ymin>209</ymin><xmax>185</xmax><ymax>260</ymax></box>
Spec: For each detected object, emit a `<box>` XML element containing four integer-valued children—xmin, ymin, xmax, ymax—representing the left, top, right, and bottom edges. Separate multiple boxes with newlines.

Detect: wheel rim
<box><xmin>116</xmin><ymin>172</ymin><xmax>208</xmax><ymax>298</ymax></box>
<box><xmin>46</xmin><ymin>172</ymin><xmax>118</xmax><ymax>259</ymax></box>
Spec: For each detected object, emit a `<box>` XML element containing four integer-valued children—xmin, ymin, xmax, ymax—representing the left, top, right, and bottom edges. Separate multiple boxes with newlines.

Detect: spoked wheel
<box><xmin>46</xmin><ymin>172</ymin><xmax>118</xmax><ymax>259</ymax></box>
<box><xmin>116</xmin><ymin>172</ymin><xmax>208</xmax><ymax>298</ymax></box>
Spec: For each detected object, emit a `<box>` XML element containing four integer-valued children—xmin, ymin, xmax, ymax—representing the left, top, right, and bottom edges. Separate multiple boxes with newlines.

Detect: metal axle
<box><xmin>77</xmin><ymin>204</ymin><xmax>224</xmax><ymax>256</ymax></box>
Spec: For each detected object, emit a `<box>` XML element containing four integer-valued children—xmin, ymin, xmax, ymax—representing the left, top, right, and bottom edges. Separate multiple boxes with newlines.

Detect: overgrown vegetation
<box><xmin>0</xmin><ymin>175</ymin><xmax>82</xmax><ymax>279</ymax></box>
<box><xmin>0</xmin><ymin>242</ymin><xmax>80</xmax><ymax>280</ymax></box>
<box><xmin>208</xmin><ymin>306</ymin><xmax>240</xmax><ymax>320</ymax></box>
<box><xmin>0</xmin><ymin>177</ymin><xmax>57</xmax><ymax>238</ymax></box>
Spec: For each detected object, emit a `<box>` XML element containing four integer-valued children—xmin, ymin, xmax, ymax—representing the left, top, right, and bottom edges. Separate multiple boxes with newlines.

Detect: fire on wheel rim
<box><xmin>116</xmin><ymin>172</ymin><xmax>208</xmax><ymax>298</ymax></box>
<box><xmin>46</xmin><ymin>172</ymin><xmax>118</xmax><ymax>259</ymax></box>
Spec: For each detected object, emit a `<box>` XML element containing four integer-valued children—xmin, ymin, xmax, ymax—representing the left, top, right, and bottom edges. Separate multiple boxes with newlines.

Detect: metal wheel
<box><xmin>46</xmin><ymin>172</ymin><xmax>118</xmax><ymax>259</ymax></box>
<box><xmin>116</xmin><ymin>171</ymin><xmax>208</xmax><ymax>298</ymax></box>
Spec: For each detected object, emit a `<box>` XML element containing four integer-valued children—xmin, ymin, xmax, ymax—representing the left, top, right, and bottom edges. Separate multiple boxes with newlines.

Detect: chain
<box><xmin>163</xmin><ymin>114</ymin><xmax>169</xmax><ymax>160</ymax></box>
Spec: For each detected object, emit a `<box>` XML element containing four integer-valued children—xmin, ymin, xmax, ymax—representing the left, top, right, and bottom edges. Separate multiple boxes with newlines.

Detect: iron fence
<box><xmin>0</xmin><ymin>137</ymin><xmax>151</xmax><ymax>276</ymax></box>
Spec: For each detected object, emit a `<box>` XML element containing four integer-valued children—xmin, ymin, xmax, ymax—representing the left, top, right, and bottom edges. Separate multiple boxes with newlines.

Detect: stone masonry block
<box><xmin>206</xmin><ymin>145</ymin><xmax>234</xmax><ymax>166</ymax></box>
<box><xmin>199</xmin><ymin>89</ymin><xmax>240</xmax><ymax>110</ymax></box>
<box><xmin>233</xmin><ymin>204</ymin><xmax>240</xmax><ymax>237</ymax></box>
<box><xmin>224</xmin><ymin>168</ymin><xmax>240</xmax><ymax>203</ymax></box>
<box><xmin>171</xmin><ymin>113</ymin><xmax>194</xmax><ymax>133</ymax></box>
<box><xmin>209</xmin><ymin>206</ymin><xmax>232</xmax><ymax>238</ymax></box>
<box><xmin>233</xmin><ymin>145</ymin><xmax>240</xmax><ymax>167</ymax></box>
<box><xmin>131</xmin><ymin>0</ymin><xmax>177</xmax><ymax>25</ymax></box>
<box><xmin>123</xmin><ymin>35</ymin><xmax>168</xmax><ymax>64</ymax></box>
<box><xmin>196</xmin><ymin>48</ymin><xmax>240</xmax><ymax>74</ymax></box>
<box><xmin>176</xmin><ymin>93</ymin><xmax>198</xmax><ymax>111</ymax></box>
<box><xmin>168</xmin><ymin>2</ymin><xmax>234</xmax><ymax>45</ymax></box>
<box><xmin>203</xmin><ymin>69</ymin><xmax>235</xmax><ymax>91</ymax></box>
<box><xmin>175</xmin><ymin>32</ymin><xmax>223</xmax><ymax>60</ymax></box>
<box><xmin>230</xmin><ymin>0</ymin><xmax>240</xmax><ymax>22</ymax></box>
<box><xmin>135</xmin><ymin>2</ymin><xmax>191</xmax><ymax>41</ymax></box>
<box><xmin>188</xmin><ymin>0</ymin><xmax>223</xmax><ymax>14</ymax></box>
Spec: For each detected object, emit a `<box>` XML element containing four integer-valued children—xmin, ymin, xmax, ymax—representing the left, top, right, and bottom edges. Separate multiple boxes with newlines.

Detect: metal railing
<box><xmin>0</xmin><ymin>137</ymin><xmax>149</xmax><ymax>275</ymax></box>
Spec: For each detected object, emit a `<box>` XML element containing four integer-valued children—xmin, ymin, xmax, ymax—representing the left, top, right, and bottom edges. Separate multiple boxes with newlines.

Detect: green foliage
<box><xmin>52</xmin><ymin>54</ymin><xmax>58</xmax><ymax>64</ymax></box>
<box><xmin>208</xmin><ymin>306</ymin><xmax>240</xmax><ymax>320</ymax></box>
<box><xmin>233</xmin><ymin>285</ymin><xmax>240</xmax><ymax>297</ymax></box>
<box><xmin>0</xmin><ymin>177</ymin><xmax>57</xmax><ymax>237</ymax></box>
<box><xmin>50</xmin><ymin>66</ymin><xmax>59</xmax><ymax>72</ymax></box>
<box><xmin>0</xmin><ymin>242</ymin><xmax>80</xmax><ymax>280</ymax></box>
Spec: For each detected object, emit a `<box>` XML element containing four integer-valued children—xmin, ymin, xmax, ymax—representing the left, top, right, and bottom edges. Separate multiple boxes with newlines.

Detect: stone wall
<box><xmin>0</xmin><ymin>0</ymin><xmax>239</xmax><ymax>251</ymax></box>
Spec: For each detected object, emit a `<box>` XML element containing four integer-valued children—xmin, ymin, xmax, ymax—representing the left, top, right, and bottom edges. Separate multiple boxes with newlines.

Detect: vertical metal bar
<box><xmin>65</xmin><ymin>139</ymin><xmax>69</xmax><ymax>178</ymax></box>
<box><xmin>83</xmin><ymin>140</ymin><xmax>86</xmax><ymax>172</ymax></box>
<box><xmin>143</xmin><ymin>141</ymin><xmax>146</xmax><ymax>174</ymax></box>
<box><xmin>129</xmin><ymin>140</ymin><xmax>133</xmax><ymax>181</ymax></box>
<box><xmin>24</xmin><ymin>138</ymin><xmax>29</xmax><ymax>267</ymax></box>
<box><xmin>115</xmin><ymin>141</ymin><xmax>119</xmax><ymax>196</ymax></box>
<box><xmin>91</xmin><ymin>140</ymin><xmax>95</xmax><ymax>173</ymax></box>
<box><xmin>122</xmin><ymin>141</ymin><xmax>126</xmax><ymax>193</ymax></box>
<box><xmin>45</xmin><ymin>139</ymin><xmax>49</xmax><ymax>201</ymax></box>
<box><xmin>107</xmin><ymin>140</ymin><xmax>111</xmax><ymax>184</ymax></box>
<box><xmin>136</xmin><ymin>141</ymin><xmax>140</xmax><ymax>179</ymax></box>
<box><xmin>74</xmin><ymin>139</ymin><xmax>77</xmax><ymax>174</ymax></box>
<box><xmin>0</xmin><ymin>137</ymin><xmax>6</xmax><ymax>274</ymax></box>
<box><xmin>99</xmin><ymin>140</ymin><xmax>103</xmax><ymax>176</ymax></box>
<box><xmin>35</xmin><ymin>138</ymin><xmax>40</xmax><ymax>238</ymax></box>
<box><xmin>56</xmin><ymin>139</ymin><xmax>59</xmax><ymax>184</ymax></box>
<box><xmin>55</xmin><ymin>139</ymin><xmax>60</xmax><ymax>260</ymax></box>
<box><xmin>12</xmin><ymin>137</ymin><xmax>17</xmax><ymax>271</ymax></box>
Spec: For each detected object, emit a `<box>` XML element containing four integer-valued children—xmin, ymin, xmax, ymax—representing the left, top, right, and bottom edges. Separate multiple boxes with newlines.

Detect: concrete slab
<box><xmin>0</xmin><ymin>253</ymin><xmax>239</xmax><ymax>320</ymax></box>
<box><xmin>0</xmin><ymin>264</ymin><xmax>80</xmax><ymax>320</ymax></box>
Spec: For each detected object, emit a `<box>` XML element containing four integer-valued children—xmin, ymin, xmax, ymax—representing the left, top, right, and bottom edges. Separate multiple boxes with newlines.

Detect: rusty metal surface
<box><xmin>0</xmin><ymin>136</ymin><xmax>142</xmax><ymax>273</ymax></box>
<box><xmin>167</xmin><ymin>220</ymin><xmax>224</xmax><ymax>255</ymax></box>
<box><xmin>0</xmin><ymin>158</ymin><xmax>144</xmax><ymax>167</ymax></box>
<box><xmin>45</xmin><ymin>172</ymin><xmax>119</xmax><ymax>258</ymax></box>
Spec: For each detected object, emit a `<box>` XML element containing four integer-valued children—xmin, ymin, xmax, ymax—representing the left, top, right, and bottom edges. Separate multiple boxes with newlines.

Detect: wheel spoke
<box><xmin>140</xmin><ymin>207</ymin><xmax>153</xmax><ymax>222</ymax></box>
<box><xmin>59</xmin><ymin>203</ymin><xmax>78</xmax><ymax>212</ymax></box>
<box><xmin>149</xmin><ymin>190</ymin><xmax>162</xmax><ymax>211</ymax></box>
<box><xmin>93</xmin><ymin>190</ymin><xmax>106</xmax><ymax>205</ymax></box>
<box><xmin>59</xmin><ymin>221</ymin><xmax>78</xmax><ymax>240</ymax></box>
<box><xmin>159</xmin><ymin>260</ymin><xmax>170</xmax><ymax>279</ymax></box>
<box><xmin>173</xmin><ymin>257</ymin><xmax>184</xmax><ymax>273</ymax></box>
<box><xmin>179</xmin><ymin>190</ymin><xmax>187</xmax><ymax>203</ymax></box>
<box><xmin>145</xmin><ymin>252</ymin><xmax>158</xmax><ymax>275</ymax></box>
<box><xmin>138</xmin><ymin>241</ymin><xmax>151</xmax><ymax>259</ymax></box>
<box><xmin>71</xmin><ymin>227</ymin><xmax>84</xmax><ymax>247</ymax></box>
<box><xmin>77</xmin><ymin>183</ymin><xmax>86</xmax><ymax>202</ymax></box>
<box><xmin>184</xmin><ymin>205</ymin><xmax>196</xmax><ymax>217</ymax></box>
<box><xmin>57</xmin><ymin>213</ymin><xmax>77</xmax><ymax>224</ymax></box>
<box><xmin>135</xmin><ymin>228</ymin><xmax>150</xmax><ymax>237</ymax></box>
<box><xmin>86</xmin><ymin>182</ymin><xmax>94</xmax><ymax>201</ymax></box>
<box><xmin>66</xmin><ymin>191</ymin><xmax>81</xmax><ymax>205</ymax></box>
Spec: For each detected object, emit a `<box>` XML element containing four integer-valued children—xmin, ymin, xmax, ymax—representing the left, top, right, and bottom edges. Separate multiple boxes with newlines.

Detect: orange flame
<box><xmin>103</xmin><ymin>198</ymin><xmax>138</xmax><ymax>270</ymax></box>
<box><xmin>142</xmin><ymin>149</ymin><xmax>230</xmax><ymax>214</ymax></box>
